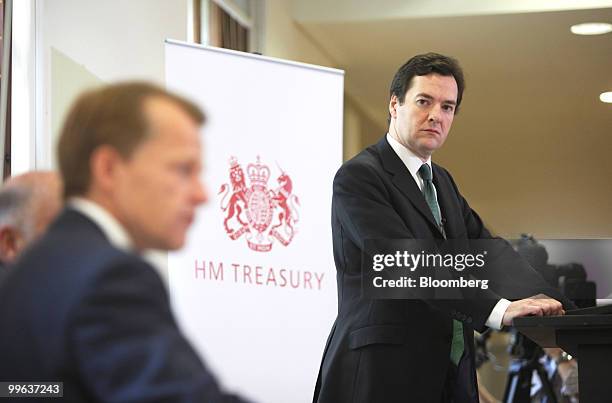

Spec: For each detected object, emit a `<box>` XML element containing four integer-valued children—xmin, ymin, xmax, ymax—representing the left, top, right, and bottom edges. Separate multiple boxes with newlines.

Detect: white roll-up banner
<box><xmin>165</xmin><ymin>40</ymin><xmax>343</xmax><ymax>403</ymax></box>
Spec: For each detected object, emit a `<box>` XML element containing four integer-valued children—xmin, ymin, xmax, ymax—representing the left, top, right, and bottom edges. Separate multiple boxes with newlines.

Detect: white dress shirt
<box><xmin>386</xmin><ymin>133</ymin><xmax>510</xmax><ymax>330</ymax></box>
<box><xmin>70</xmin><ymin>198</ymin><xmax>171</xmax><ymax>285</ymax></box>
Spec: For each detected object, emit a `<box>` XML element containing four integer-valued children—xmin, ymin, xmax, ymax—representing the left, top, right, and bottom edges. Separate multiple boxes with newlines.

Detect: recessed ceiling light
<box><xmin>570</xmin><ymin>22</ymin><xmax>612</xmax><ymax>35</ymax></box>
<box><xmin>600</xmin><ymin>92</ymin><xmax>612</xmax><ymax>104</ymax></box>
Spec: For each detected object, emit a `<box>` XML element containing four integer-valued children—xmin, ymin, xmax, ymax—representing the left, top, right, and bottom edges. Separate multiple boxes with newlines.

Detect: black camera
<box><xmin>515</xmin><ymin>234</ymin><xmax>596</xmax><ymax>308</ymax></box>
<box><xmin>475</xmin><ymin>235</ymin><xmax>597</xmax><ymax>402</ymax></box>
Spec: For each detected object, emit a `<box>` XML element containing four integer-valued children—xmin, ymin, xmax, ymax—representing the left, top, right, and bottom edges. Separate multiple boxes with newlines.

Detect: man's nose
<box><xmin>193</xmin><ymin>179</ymin><xmax>209</xmax><ymax>206</ymax></box>
<box><xmin>427</xmin><ymin>104</ymin><xmax>443</xmax><ymax>123</ymax></box>
<box><xmin>428</xmin><ymin>109</ymin><xmax>440</xmax><ymax>123</ymax></box>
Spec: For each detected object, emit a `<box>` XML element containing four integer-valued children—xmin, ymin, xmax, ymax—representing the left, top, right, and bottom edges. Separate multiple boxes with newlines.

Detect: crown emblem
<box><xmin>247</xmin><ymin>156</ymin><xmax>270</xmax><ymax>186</ymax></box>
<box><xmin>219</xmin><ymin>155</ymin><xmax>300</xmax><ymax>252</ymax></box>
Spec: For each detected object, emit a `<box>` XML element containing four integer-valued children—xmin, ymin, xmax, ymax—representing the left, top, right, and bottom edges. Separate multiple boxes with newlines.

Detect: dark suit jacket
<box><xmin>313</xmin><ymin>137</ymin><xmax>570</xmax><ymax>403</ymax></box>
<box><xmin>0</xmin><ymin>208</ymin><xmax>251</xmax><ymax>403</ymax></box>
<box><xmin>0</xmin><ymin>261</ymin><xmax>6</xmax><ymax>284</ymax></box>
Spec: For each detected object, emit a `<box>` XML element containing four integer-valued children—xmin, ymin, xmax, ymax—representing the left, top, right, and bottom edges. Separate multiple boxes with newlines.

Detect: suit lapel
<box><xmin>375</xmin><ymin>137</ymin><xmax>443</xmax><ymax>236</ymax></box>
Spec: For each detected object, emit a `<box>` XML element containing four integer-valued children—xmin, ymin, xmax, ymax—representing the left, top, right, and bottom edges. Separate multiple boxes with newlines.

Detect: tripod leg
<box><xmin>534</xmin><ymin>366</ymin><xmax>558</xmax><ymax>403</ymax></box>
<box><xmin>503</xmin><ymin>361</ymin><xmax>533</xmax><ymax>403</ymax></box>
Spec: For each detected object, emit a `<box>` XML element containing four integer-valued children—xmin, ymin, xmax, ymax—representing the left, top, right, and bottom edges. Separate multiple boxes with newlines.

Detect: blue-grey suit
<box><xmin>0</xmin><ymin>208</ymin><xmax>251</xmax><ymax>403</ymax></box>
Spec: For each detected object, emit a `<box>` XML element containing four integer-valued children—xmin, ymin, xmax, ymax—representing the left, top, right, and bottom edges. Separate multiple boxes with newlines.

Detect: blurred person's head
<box><xmin>57</xmin><ymin>82</ymin><xmax>208</xmax><ymax>251</ymax></box>
<box><xmin>0</xmin><ymin>171</ymin><xmax>63</xmax><ymax>263</ymax></box>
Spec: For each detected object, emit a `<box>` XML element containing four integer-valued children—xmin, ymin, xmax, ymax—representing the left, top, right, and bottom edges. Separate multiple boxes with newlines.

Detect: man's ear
<box><xmin>0</xmin><ymin>226</ymin><xmax>23</xmax><ymax>263</ymax></box>
<box><xmin>89</xmin><ymin>146</ymin><xmax>125</xmax><ymax>194</ymax></box>
<box><xmin>389</xmin><ymin>95</ymin><xmax>399</xmax><ymax>119</ymax></box>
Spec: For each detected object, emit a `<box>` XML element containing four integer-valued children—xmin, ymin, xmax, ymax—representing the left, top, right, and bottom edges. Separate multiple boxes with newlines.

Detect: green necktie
<box><xmin>418</xmin><ymin>163</ymin><xmax>464</xmax><ymax>366</ymax></box>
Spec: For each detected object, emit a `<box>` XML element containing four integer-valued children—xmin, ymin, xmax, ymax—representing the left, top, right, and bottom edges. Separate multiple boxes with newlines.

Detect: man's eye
<box><xmin>442</xmin><ymin>105</ymin><xmax>455</xmax><ymax>112</ymax></box>
<box><xmin>416</xmin><ymin>99</ymin><xmax>428</xmax><ymax>106</ymax></box>
<box><xmin>174</xmin><ymin>164</ymin><xmax>194</xmax><ymax>176</ymax></box>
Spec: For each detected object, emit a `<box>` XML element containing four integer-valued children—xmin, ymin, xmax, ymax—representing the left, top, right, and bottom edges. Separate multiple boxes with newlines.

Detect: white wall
<box><xmin>12</xmin><ymin>0</ymin><xmax>191</xmax><ymax>172</ymax></box>
<box><xmin>10</xmin><ymin>0</ymin><xmax>193</xmax><ymax>277</ymax></box>
<box><xmin>40</xmin><ymin>0</ymin><xmax>190</xmax><ymax>85</ymax></box>
<box><xmin>11</xmin><ymin>0</ymin><xmax>37</xmax><ymax>175</ymax></box>
<box><xmin>261</xmin><ymin>0</ymin><xmax>386</xmax><ymax>160</ymax></box>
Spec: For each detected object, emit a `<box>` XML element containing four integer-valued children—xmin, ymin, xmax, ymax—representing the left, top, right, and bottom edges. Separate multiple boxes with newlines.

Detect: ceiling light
<box><xmin>570</xmin><ymin>22</ymin><xmax>612</xmax><ymax>35</ymax></box>
<box><xmin>600</xmin><ymin>92</ymin><xmax>612</xmax><ymax>104</ymax></box>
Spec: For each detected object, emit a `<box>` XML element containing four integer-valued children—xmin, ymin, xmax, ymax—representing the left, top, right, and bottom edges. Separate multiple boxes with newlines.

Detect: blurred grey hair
<box><xmin>0</xmin><ymin>186</ymin><xmax>33</xmax><ymax>238</ymax></box>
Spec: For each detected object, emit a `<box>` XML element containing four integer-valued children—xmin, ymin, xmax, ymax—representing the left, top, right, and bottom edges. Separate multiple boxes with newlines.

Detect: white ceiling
<box><xmin>292</xmin><ymin>0</ymin><xmax>612</xmax><ymax>22</ymax></box>
<box><xmin>296</xmin><ymin>7</ymin><xmax>612</xmax><ymax>133</ymax></box>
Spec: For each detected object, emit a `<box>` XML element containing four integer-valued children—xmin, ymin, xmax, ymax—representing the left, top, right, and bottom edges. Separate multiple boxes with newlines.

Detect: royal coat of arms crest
<box><xmin>218</xmin><ymin>156</ymin><xmax>300</xmax><ymax>252</ymax></box>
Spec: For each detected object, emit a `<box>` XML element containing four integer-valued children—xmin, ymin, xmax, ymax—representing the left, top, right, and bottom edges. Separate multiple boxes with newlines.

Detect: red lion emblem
<box><xmin>218</xmin><ymin>156</ymin><xmax>300</xmax><ymax>252</ymax></box>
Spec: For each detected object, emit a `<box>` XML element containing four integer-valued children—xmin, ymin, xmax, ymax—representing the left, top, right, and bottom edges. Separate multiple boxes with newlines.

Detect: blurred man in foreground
<box><xmin>0</xmin><ymin>82</ymin><xmax>252</xmax><ymax>403</ymax></box>
<box><xmin>0</xmin><ymin>171</ymin><xmax>62</xmax><ymax>272</ymax></box>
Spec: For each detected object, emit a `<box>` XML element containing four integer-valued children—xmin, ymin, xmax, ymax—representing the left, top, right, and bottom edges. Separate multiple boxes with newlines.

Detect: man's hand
<box><xmin>502</xmin><ymin>294</ymin><xmax>565</xmax><ymax>326</ymax></box>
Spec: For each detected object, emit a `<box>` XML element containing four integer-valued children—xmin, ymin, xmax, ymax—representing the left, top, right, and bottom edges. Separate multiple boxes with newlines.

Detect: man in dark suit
<box><xmin>313</xmin><ymin>53</ymin><xmax>570</xmax><ymax>403</ymax></box>
<box><xmin>0</xmin><ymin>83</ymin><xmax>252</xmax><ymax>402</ymax></box>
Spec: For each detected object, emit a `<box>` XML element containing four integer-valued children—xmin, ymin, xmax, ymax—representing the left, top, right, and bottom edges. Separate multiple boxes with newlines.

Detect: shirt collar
<box><xmin>69</xmin><ymin>197</ymin><xmax>134</xmax><ymax>253</ymax></box>
<box><xmin>386</xmin><ymin>133</ymin><xmax>433</xmax><ymax>180</ymax></box>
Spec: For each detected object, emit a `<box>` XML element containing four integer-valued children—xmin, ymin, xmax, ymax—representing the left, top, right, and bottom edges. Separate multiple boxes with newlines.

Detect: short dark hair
<box><xmin>388</xmin><ymin>52</ymin><xmax>465</xmax><ymax>122</ymax></box>
<box><xmin>58</xmin><ymin>82</ymin><xmax>205</xmax><ymax>199</ymax></box>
